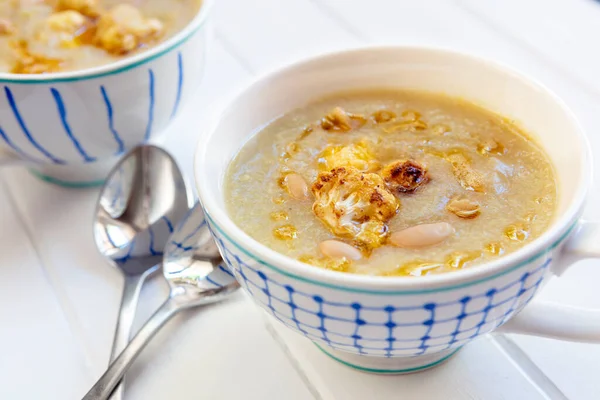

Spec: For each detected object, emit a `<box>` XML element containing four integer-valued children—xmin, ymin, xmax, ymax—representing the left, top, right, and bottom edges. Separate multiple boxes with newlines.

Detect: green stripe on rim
<box><xmin>207</xmin><ymin>213</ymin><xmax>577</xmax><ymax>295</ymax></box>
<box><xmin>29</xmin><ymin>169</ymin><xmax>105</xmax><ymax>188</ymax></box>
<box><xmin>315</xmin><ymin>343</ymin><xmax>461</xmax><ymax>374</ymax></box>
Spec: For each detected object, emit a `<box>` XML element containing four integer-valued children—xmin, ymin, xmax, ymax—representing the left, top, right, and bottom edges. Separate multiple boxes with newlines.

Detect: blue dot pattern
<box><xmin>207</xmin><ymin>218</ymin><xmax>553</xmax><ymax>357</ymax></box>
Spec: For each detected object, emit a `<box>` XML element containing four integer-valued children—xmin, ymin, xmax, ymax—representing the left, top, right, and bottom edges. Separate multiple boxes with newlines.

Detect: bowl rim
<box><xmin>0</xmin><ymin>0</ymin><xmax>213</xmax><ymax>84</ymax></box>
<box><xmin>195</xmin><ymin>45</ymin><xmax>592</xmax><ymax>294</ymax></box>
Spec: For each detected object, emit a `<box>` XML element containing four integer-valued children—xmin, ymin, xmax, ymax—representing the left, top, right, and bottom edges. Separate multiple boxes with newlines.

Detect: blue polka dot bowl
<box><xmin>195</xmin><ymin>47</ymin><xmax>598</xmax><ymax>374</ymax></box>
<box><xmin>0</xmin><ymin>0</ymin><xmax>212</xmax><ymax>187</ymax></box>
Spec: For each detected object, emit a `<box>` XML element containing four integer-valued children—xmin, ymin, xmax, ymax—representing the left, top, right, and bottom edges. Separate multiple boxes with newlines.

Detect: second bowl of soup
<box><xmin>0</xmin><ymin>0</ymin><xmax>211</xmax><ymax>185</ymax></box>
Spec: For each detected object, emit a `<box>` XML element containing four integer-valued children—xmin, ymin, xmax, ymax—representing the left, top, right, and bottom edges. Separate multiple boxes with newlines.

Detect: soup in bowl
<box><xmin>225</xmin><ymin>89</ymin><xmax>557</xmax><ymax>277</ymax></box>
<box><xmin>196</xmin><ymin>47</ymin><xmax>598</xmax><ymax>373</ymax></box>
<box><xmin>0</xmin><ymin>0</ymin><xmax>210</xmax><ymax>186</ymax></box>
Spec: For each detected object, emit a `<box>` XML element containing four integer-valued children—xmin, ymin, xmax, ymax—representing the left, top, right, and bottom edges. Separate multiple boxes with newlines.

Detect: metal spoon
<box><xmin>83</xmin><ymin>202</ymin><xmax>240</xmax><ymax>400</ymax></box>
<box><xmin>94</xmin><ymin>145</ymin><xmax>192</xmax><ymax>399</ymax></box>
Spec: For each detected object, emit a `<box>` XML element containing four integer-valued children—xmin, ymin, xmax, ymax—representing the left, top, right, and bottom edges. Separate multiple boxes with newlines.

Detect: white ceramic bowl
<box><xmin>0</xmin><ymin>0</ymin><xmax>212</xmax><ymax>187</ymax></box>
<box><xmin>195</xmin><ymin>47</ymin><xmax>600</xmax><ymax>374</ymax></box>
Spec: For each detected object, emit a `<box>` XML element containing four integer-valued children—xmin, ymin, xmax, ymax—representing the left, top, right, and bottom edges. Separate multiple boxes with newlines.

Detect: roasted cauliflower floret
<box><xmin>46</xmin><ymin>10</ymin><xmax>87</xmax><ymax>31</ymax></box>
<box><xmin>94</xmin><ymin>4</ymin><xmax>164</xmax><ymax>55</ymax></box>
<box><xmin>380</xmin><ymin>159</ymin><xmax>429</xmax><ymax>193</ymax></box>
<box><xmin>56</xmin><ymin>0</ymin><xmax>100</xmax><ymax>17</ymax></box>
<box><xmin>312</xmin><ymin>167</ymin><xmax>399</xmax><ymax>248</ymax></box>
<box><xmin>39</xmin><ymin>10</ymin><xmax>89</xmax><ymax>47</ymax></box>
<box><xmin>318</xmin><ymin>140</ymin><xmax>379</xmax><ymax>172</ymax></box>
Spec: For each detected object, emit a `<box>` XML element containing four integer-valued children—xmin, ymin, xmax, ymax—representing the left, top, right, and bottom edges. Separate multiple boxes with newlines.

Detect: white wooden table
<box><xmin>2</xmin><ymin>0</ymin><xmax>600</xmax><ymax>398</ymax></box>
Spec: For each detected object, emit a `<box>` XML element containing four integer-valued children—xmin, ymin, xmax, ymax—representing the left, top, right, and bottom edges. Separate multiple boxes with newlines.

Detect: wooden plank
<box><xmin>0</xmin><ymin>175</ymin><xmax>92</xmax><ymax>399</ymax></box>
<box><xmin>3</xmin><ymin>168</ymin><xmax>125</xmax><ymax>376</ymax></box>
<box><xmin>212</xmin><ymin>0</ymin><xmax>361</xmax><ymax>72</ymax></box>
<box><xmin>458</xmin><ymin>0</ymin><xmax>600</xmax><ymax>95</ymax></box>
<box><xmin>126</xmin><ymin>289</ymin><xmax>315</xmax><ymax>400</ymax></box>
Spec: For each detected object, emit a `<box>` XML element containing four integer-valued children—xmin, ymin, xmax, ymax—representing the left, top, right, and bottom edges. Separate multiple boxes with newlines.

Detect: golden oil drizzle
<box><xmin>484</xmin><ymin>242</ymin><xmax>505</xmax><ymax>256</ymax></box>
<box><xmin>270</xmin><ymin>211</ymin><xmax>289</xmax><ymax>221</ymax></box>
<box><xmin>446</xmin><ymin>251</ymin><xmax>481</xmax><ymax>269</ymax></box>
<box><xmin>273</xmin><ymin>224</ymin><xmax>298</xmax><ymax>240</ymax></box>
<box><xmin>504</xmin><ymin>223</ymin><xmax>529</xmax><ymax>242</ymax></box>
<box><xmin>272</xmin><ymin>196</ymin><xmax>286</xmax><ymax>205</ymax></box>
<box><xmin>385</xmin><ymin>261</ymin><xmax>443</xmax><ymax>277</ymax></box>
<box><xmin>298</xmin><ymin>255</ymin><xmax>351</xmax><ymax>272</ymax></box>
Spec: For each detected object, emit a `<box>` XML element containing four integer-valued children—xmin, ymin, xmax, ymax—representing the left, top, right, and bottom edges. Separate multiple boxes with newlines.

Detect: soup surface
<box><xmin>0</xmin><ymin>0</ymin><xmax>202</xmax><ymax>73</ymax></box>
<box><xmin>225</xmin><ymin>90</ymin><xmax>557</xmax><ymax>276</ymax></box>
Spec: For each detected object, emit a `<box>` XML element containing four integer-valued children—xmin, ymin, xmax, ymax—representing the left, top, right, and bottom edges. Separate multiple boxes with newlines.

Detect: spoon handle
<box><xmin>108</xmin><ymin>268</ymin><xmax>157</xmax><ymax>400</ymax></box>
<box><xmin>82</xmin><ymin>296</ymin><xmax>179</xmax><ymax>400</ymax></box>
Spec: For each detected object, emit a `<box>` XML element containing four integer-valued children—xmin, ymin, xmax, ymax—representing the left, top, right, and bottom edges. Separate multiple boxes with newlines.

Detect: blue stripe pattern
<box><xmin>2</xmin><ymin>63</ymin><xmax>177</xmax><ymax>166</ymax></box>
<box><xmin>219</xmin><ymin>265</ymin><xmax>234</xmax><ymax>277</ymax></box>
<box><xmin>147</xmin><ymin>226</ymin><xmax>162</xmax><ymax>256</ymax></box>
<box><xmin>5</xmin><ymin>86</ymin><xmax>65</xmax><ymax>164</ymax></box>
<box><xmin>162</xmin><ymin>216</ymin><xmax>174</xmax><ymax>233</ymax></box>
<box><xmin>100</xmin><ymin>86</ymin><xmax>125</xmax><ymax>155</ymax></box>
<box><xmin>50</xmin><ymin>88</ymin><xmax>96</xmax><ymax>163</ymax></box>
<box><xmin>170</xmin><ymin>52</ymin><xmax>184</xmax><ymax>120</ymax></box>
<box><xmin>144</xmin><ymin>69</ymin><xmax>155</xmax><ymax>141</ymax></box>
<box><xmin>0</xmin><ymin>125</ymin><xmax>41</xmax><ymax>163</ymax></box>
<box><xmin>206</xmin><ymin>275</ymin><xmax>221</xmax><ymax>287</ymax></box>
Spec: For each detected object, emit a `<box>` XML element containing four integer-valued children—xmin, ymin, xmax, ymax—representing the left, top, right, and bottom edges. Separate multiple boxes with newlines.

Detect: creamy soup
<box><xmin>225</xmin><ymin>90</ymin><xmax>557</xmax><ymax>277</ymax></box>
<box><xmin>0</xmin><ymin>0</ymin><xmax>202</xmax><ymax>73</ymax></box>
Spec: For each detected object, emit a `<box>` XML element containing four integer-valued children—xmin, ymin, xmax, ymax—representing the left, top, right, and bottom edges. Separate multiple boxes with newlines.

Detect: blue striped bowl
<box><xmin>0</xmin><ymin>0</ymin><xmax>212</xmax><ymax>187</ymax></box>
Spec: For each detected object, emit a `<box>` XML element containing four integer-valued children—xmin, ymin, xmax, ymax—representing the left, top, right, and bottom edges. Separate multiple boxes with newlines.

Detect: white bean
<box><xmin>446</xmin><ymin>198</ymin><xmax>480</xmax><ymax>219</ymax></box>
<box><xmin>285</xmin><ymin>173</ymin><xmax>310</xmax><ymax>200</ymax></box>
<box><xmin>389</xmin><ymin>222</ymin><xmax>455</xmax><ymax>248</ymax></box>
<box><xmin>319</xmin><ymin>240</ymin><xmax>362</xmax><ymax>260</ymax></box>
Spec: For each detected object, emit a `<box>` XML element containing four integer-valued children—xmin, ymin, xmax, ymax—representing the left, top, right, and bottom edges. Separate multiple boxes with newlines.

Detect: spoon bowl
<box><xmin>95</xmin><ymin>144</ymin><xmax>192</xmax><ymax>274</ymax></box>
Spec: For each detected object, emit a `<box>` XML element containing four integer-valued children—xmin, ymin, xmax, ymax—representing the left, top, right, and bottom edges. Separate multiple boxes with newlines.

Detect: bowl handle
<box><xmin>496</xmin><ymin>220</ymin><xmax>600</xmax><ymax>342</ymax></box>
